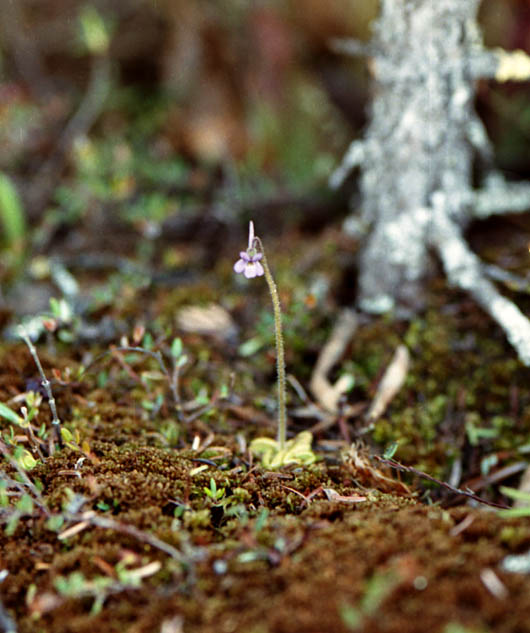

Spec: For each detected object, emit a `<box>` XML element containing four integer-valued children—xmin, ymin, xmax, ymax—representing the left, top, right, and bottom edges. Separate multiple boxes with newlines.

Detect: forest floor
<box><xmin>2</xmin><ymin>210</ymin><xmax>530</xmax><ymax>633</ymax></box>
<box><xmin>2</xmin><ymin>3</ymin><xmax>530</xmax><ymax>630</ymax></box>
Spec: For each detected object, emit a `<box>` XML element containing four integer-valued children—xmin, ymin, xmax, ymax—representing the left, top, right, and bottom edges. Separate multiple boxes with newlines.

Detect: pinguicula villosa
<box><xmin>234</xmin><ymin>221</ymin><xmax>315</xmax><ymax>469</ymax></box>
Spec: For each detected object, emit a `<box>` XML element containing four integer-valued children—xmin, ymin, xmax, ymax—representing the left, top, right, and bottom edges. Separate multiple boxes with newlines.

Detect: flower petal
<box><xmin>239</xmin><ymin>251</ymin><xmax>250</xmax><ymax>261</ymax></box>
<box><xmin>234</xmin><ymin>259</ymin><xmax>247</xmax><ymax>273</ymax></box>
<box><xmin>248</xmin><ymin>221</ymin><xmax>255</xmax><ymax>250</ymax></box>
<box><xmin>244</xmin><ymin>263</ymin><xmax>258</xmax><ymax>278</ymax></box>
<box><xmin>252</xmin><ymin>252</ymin><xmax>263</xmax><ymax>262</ymax></box>
<box><xmin>254</xmin><ymin>261</ymin><xmax>264</xmax><ymax>276</ymax></box>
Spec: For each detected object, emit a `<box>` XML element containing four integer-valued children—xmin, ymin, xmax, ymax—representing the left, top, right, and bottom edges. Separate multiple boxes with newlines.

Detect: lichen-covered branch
<box><xmin>466</xmin><ymin>116</ymin><xmax>495</xmax><ymax>165</ymax></box>
<box><xmin>329</xmin><ymin>37</ymin><xmax>374</xmax><ymax>58</ymax></box>
<box><xmin>470</xmin><ymin>48</ymin><xmax>530</xmax><ymax>82</ymax></box>
<box><xmin>431</xmin><ymin>199</ymin><xmax>530</xmax><ymax>366</ymax></box>
<box><xmin>329</xmin><ymin>140</ymin><xmax>366</xmax><ymax>190</ymax></box>
<box><xmin>472</xmin><ymin>175</ymin><xmax>530</xmax><ymax>219</ymax></box>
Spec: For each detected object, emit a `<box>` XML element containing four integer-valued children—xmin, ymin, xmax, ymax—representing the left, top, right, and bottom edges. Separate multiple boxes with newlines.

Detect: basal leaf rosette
<box><xmin>250</xmin><ymin>431</ymin><xmax>316</xmax><ymax>469</ymax></box>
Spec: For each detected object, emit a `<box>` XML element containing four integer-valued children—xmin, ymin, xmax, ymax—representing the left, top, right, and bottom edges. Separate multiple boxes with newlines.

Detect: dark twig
<box><xmin>0</xmin><ymin>0</ymin><xmax>51</xmax><ymax>100</ymax></box>
<box><xmin>18</xmin><ymin>327</ymin><xmax>62</xmax><ymax>448</ymax></box>
<box><xmin>58</xmin><ymin>507</ymin><xmax>192</xmax><ymax>568</ymax></box>
<box><xmin>0</xmin><ymin>593</ymin><xmax>17</xmax><ymax>633</ymax></box>
<box><xmin>86</xmin><ymin>514</ymin><xmax>185</xmax><ymax>563</ymax></box>
<box><xmin>27</xmin><ymin>54</ymin><xmax>111</xmax><ymax>218</ymax></box>
<box><xmin>374</xmin><ymin>455</ymin><xmax>510</xmax><ymax>510</ymax></box>
<box><xmin>81</xmin><ymin>344</ymin><xmax>183</xmax><ymax>410</ymax></box>
<box><xmin>112</xmin><ymin>346</ymin><xmax>182</xmax><ymax>414</ymax></box>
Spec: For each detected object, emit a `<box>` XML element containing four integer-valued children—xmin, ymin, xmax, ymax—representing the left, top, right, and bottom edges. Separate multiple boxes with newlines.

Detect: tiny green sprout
<box><xmin>171</xmin><ymin>337</ymin><xmax>183</xmax><ymax>359</ymax></box>
<box><xmin>383</xmin><ymin>441</ymin><xmax>399</xmax><ymax>460</ymax></box>
<box><xmin>0</xmin><ymin>481</ymin><xmax>8</xmax><ymax>507</ymax></box>
<box><xmin>54</xmin><ymin>571</ymin><xmax>88</xmax><ymax>596</ymax></box>
<box><xmin>45</xmin><ymin>514</ymin><xmax>65</xmax><ymax>533</ymax></box>
<box><xmin>340</xmin><ymin>570</ymin><xmax>398</xmax><ymax>631</ymax></box>
<box><xmin>60</xmin><ymin>427</ymin><xmax>74</xmax><ymax>444</ymax></box>
<box><xmin>498</xmin><ymin>486</ymin><xmax>530</xmax><ymax>518</ymax></box>
<box><xmin>203</xmin><ymin>478</ymin><xmax>225</xmax><ymax>503</ymax></box>
<box><xmin>465</xmin><ymin>416</ymin><xmax>498</xmax><ymax>446</ymax></box>
<box><xmin>79</xmin><ymin>6</ymin><xmax>111</xmax><ymax>56</ymax></box>
<box><xmin>5</xmin><ymin>514</ymin><xmax>20</xmax><ymax>537</ymax></box>
<box><xmin>24</xmin><ymin>391</ymin><xmax>42</xmax><ymax>422</ymax></box>
<box><xmin>16</xmin><ymin>494</ymin><xmax>34</xmax><ymax>515</ymax></box>
<box><xmin>49</xmin><ymin>297</ymin><xmax>74</xmax><ymax>324</ymax></box>
<box><xmin>142</xmin><ymin>332</ymin><xmax>154</xmax><ymax>351</ymax></box>
<box><xmin>160</xmin><ymin>419</ymin><xmax>179</xmax><ymax>446</ymax></box>
<box><xmin>0</xmin><ymin>172</ymin><xmax>26</xmax><ymax>253</ymax></box>
<box><xmin>14</xmin><ymin>446</ymin><xmax>37</xmax><ymax>470</ymax></box>
<box><xmin>339</xmin><ymin>603</ymin><xmax>362</xmax><ymax>631</ymax></box>
<box><xmin>234</xmin><ymin>221</ymin><xmax>316</xmax><ymax>468</ymax></box>
<box><xmin>0</xmin><ymin>401</ymin><xmax>28</xmax><ymax>429</ymax></box>
<box><xmin>254</xmin><ymin>507</ymin><xmax>269</xmax><ymax>533</ymax></box>
<box><xmin>443</xmin><ymin>625</ymin><xmax>487</xmax><ymax>633</ymax></box>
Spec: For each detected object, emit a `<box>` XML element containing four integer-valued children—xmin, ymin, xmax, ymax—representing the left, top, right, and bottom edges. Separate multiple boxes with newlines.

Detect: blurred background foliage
<box><xmin>0</xmin><ymin>0</ymin><xmax>529</xmax><ymax>279</ymax></box>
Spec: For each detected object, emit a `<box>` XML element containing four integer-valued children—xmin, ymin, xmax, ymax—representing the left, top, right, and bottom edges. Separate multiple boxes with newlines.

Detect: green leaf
<box><xmin>498</xmin><ymin>507</ymin><xmax>530</xmax><ymax>519</ymax></box>
<box><xmin>0</xmin><ymin>402</ymin><xmax>27</xmax><ymax>428</ymax></box>
<box><xmin>383</xmin><ymin>442</ymin><xmax>399</xmax><ymax>460</ymax></box>
<box><xmin>18</xmin><ymin>449</ymin><xmax>37</xmax><ymax>470</ymax></box>
<box><xmin>6</xmin><ymin>513</ymin><xmax>20</xmax><ymax>536</ymax></box>
<box><xmin>142</xmin><ymin>332</ymin><xmax>154</xmax><ymax>350</ymax></box>
<box><xmin>61</xmin><ymin>427</ymin><xmax>74</xmax><ymax>443</ymax></box>
<box><xmin>249</xmin><ymin>437</ymin><xmax>278</xmax><ymax>454</ymax></box>
<box><xmin>16</xmin><ymin>493</ymin><xmax>34</xmax><ymax>514</ymax></box>
<box><xmin>238</xmin><ymin>337</ymin><xmax>264</xmax><ymax>357</ymax></box>
<box><xmin>250</xmin><ymin>432</ymin><xmax>316</xmax><ymax>469</ymax></box>
<box><xmin>171</xmin><ymin>337</ymin><xmax>183</xmax><ymax>358</ymax></box>
<box><xmin>499</xmin><ymin>486</ymin><xmax>530</xmax><ymax>504</ymax></box>
<box><xmin>46</xmin><ymin>514</ymin><xmax>65</xmax><ymax>532</ymax></box>
<box><xmin>0</xmin><ymin>172</ymin><xmax>26</xmax><ymax>248</ymax></box>
<box><xmin>175</xmin><ymin>354</ymin><xmax>188</xmax><ymax>368</ymax></box>
<box><xmin>339</xmin><ymin>603</ymin><xmax>362</xmax><ymax>630</ymax></box>
<box><xmin>79</xmin><ymin>6</ymin><xmax>110</xmax><ymax>55</ymax></box>
<box><xmin>0</xmin><ymin>480</ymin><xmax>8</xmax><ymax>507</ymax></box>
<box><xmin>254</xmin><ymin>508</ymin><xmax>269</xmax><ymax>532</ymax></box>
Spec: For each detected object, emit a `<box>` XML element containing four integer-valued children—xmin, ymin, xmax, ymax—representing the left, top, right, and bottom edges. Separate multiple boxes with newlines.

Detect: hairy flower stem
<box><xmin>254</xmin><ymin>237</ymin><xmax>287</xmax><ymax>450</ymax></box>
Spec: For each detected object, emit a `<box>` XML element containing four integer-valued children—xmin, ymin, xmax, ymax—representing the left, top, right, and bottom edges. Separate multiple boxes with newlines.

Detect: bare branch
<box><xmin>374</xmin><ymin>455</ymin><xmax>509</xmax><ymax>510</ymax></box>
<box><xmin>329</xmin><ymin>37</ymin><xmax>375</xmax><ymax>58</ymax></box>
<box><xmin>484</xmin><ymin>265</ymin><xmax>530</xmax><ymax>294</ymax></box>
<box><xmin>0</xmin><ymin>595</ymin><xmax>17</xmax><ymax>633</ymax></box>
<box><xmin>431</xmin><ymin>202</ymin><xmax>530</xmax><ymax>366</ymax></box>
<box><xmin>472</xmin><ymin>175</ymin><xmax>530</xmax><ymax>219</ymax></box>
<box><xmin>17</xmin><ymin>327</ymin><xmax>62</xmax><ymax>447</ymax></box>
<box><xmin>466</xmin><ymin>116</ymin><xmax>495</xmax><ymax>165</ymax></box>
<box><xmin>467</xmin><ymin>49</ymin><xmax>530</xmax><ymax>82</ymax></box>
<box><xmin>310</xmin><ymin>309</ymin><xmax>358</xmax><ymax>413</ymax></box>
<box><xmin>27</xmin><ymin>54</ymin><xmax>111</xmax><ymax>218</ymax></box>
<box><xmin>329</xmin><ymin>140</ymin><xmax>367</xmax><ymax>190</ymax></box>
<box><xmin>365</xmin><ymin>345</ymin><xmax>410</xmax><ymax>424</ymax></box>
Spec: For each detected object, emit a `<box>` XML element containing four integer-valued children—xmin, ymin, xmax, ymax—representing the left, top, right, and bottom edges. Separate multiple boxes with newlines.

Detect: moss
<box><xmin>3</xmin><ymin>236</ymin><xmax>530</xmax><ymax>633</ymax></box>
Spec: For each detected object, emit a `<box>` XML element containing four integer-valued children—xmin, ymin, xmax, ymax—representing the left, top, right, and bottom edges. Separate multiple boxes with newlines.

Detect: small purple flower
<box><xmin>234</xmin><ymin>250</ymin><xmax>264</xmax><ymax>278</ymax></box>
<box><xmin>234</xmin><ymin>221</ymin><xmax>264</xmax><ymax>279</ymax></box>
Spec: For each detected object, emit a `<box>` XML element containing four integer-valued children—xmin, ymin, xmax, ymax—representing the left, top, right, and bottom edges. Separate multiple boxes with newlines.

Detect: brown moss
<box><xmin>3</xmin><ymin>253</ymin><xmax>530</xmax><ymax>633</ymax></box>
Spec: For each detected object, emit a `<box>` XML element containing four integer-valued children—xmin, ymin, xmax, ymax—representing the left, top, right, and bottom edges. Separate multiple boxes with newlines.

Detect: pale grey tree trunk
<box><xmin>332</xmin><ymin>0</ymin><xmax>530</xmax><ymax>364</ymax></box>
